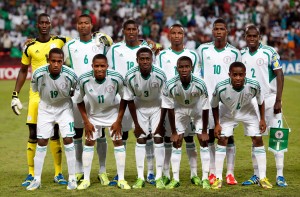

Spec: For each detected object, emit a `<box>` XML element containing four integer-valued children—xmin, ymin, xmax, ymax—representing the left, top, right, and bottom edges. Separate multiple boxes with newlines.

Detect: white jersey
<box><xmin>211</xmin><ymin>77</ymin><xmax>263</xmax><ymax>119</ymax></box>
<box><xmin>241</xmin><ymin>43</ymin><xmax>281</xmax><ymax>97</ymax></box>
<box><xmin>106</xmin><ymin>40</ymin><xmax>151</xmax><ymax>77</ymax></box>
<box><xmin>162</xmin><ymin>74</ymin><xmax>210</xmax><ymax>110</ymax></box>
<box><xmin>155</xmin><ymin>48</ymin><xmax>200</xmax><ymax>80</ymax></box>
<box><xmin>31</xmin><ymin>65</ymin><xmax>78</xmax><ymax>106</ymax></box>
<box><xmin>63</xmin><ymin>37</ymin><xmax>109</xmax><ymax>77</ymax></box>
<box><xmin>74</xmin><ymin>69</ymin><xmax>125</xmax><ymax>126</ymax></box>
<box><xmin>124</xmin><ymin>66</ymin><xmax>166</xmax><ymax>110</ymax></box>
<box><xmin>197</xmin><ymin>42</ymin><xmax>241</xmax><ymax>97</ymax></box>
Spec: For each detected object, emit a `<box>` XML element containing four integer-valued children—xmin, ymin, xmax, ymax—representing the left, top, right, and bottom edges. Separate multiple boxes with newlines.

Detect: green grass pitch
<box><xmin>0</xmin><ymin>76</ymin><xmax>299</xmax><ymax>196</ymax></box>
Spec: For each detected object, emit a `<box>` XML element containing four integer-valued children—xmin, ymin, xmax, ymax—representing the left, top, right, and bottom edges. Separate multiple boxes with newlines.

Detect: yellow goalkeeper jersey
<box><xmin>21</xmin><ymin>35</ymin><xmax>71</xmax><ymax>72</ymax></box>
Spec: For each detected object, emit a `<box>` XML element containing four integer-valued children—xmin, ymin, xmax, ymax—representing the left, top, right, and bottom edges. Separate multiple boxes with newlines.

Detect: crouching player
<box><xmin>26</xmin><ymin>48</ymin><xmax>78</xmax><ymax>190</ymax></box>
<box><xmin>161</xmin><ymin>56</ymin><xmax>211</xmax><ymax>189</ymax></box>
<box><xmin>211</xmin><ymin>62</ymin><xmax>272</xmax><ymax>189</ymax></box>
<box><xmin>74</xmin><ymin>54</ymin><xmax>131</xmax><ymax>190</ymax></box>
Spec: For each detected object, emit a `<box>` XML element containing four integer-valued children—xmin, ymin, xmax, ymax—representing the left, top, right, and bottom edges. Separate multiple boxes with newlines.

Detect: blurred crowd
<box><xmin>1</xmin><ymin>0</ymin><xmax>300</xmax><ymax>60</ymax></box>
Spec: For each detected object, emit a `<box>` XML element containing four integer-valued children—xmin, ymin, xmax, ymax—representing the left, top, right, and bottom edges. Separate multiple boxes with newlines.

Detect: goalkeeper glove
<box><xmin>93</xmin><ymin>32</ymin><xmax>113</xmax><ymax>47</ymax></box>
<box><xmin>11</xmin><ymin>91</ymin><xmax>23</xmax><ymax>115</ymax></box>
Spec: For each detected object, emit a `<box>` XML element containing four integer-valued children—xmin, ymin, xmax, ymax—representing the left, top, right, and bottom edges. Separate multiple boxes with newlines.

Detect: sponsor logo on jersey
<box><xmin>207</xmin><ymin>56</ymin><xmax>211</xmax><ymax>60</ymax></box>
<box><xmin>167</xmin><ymin>60</ymin><xmax>171</xmax><ymax>63</ymax></box>
<box><xmin>223</xmin><ymin>56</ymin><xmax>231</xmax><ymax>64</ymax></box>
<box><xmin>256</xmin><ymin>58</ymin><xmax>264</xmax><ymax>66</ymax></box>
<box><xmin>119</xmin><ymin>53</ymin><xmax>124</xmax><ymax>57</ymax></box>
<box><xmin>191</xmin><ymin>92</ymin><xmax>199</xmax><ymax>97</ymax></box>
<box><xmin>89</xmin><ymin>89</ymin><xmax>93</xmax><ymax>92</ymax></box>
<box><xmin>74</xmin><ymin>49</ymin><xmax>78</xmax><ymax>53</ymax></box>
<box><xmin>226</xmin><ymin>97</ymin><xmax>231</xmax><ymax>100</ymax></box>
<box><xmin>105</xmin><ymin>85</ymin><xmax>115</xmax><ymax>93</ymax></box>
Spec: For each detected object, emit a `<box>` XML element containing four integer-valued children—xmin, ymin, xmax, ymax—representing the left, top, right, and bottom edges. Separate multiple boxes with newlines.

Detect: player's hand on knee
<box><xmin>11</xmin><ymin>91</ymin><xmax>23</xmax><ymax>115</ymax></box>
<box><xmin>134</xmin><ymin>125</ymin><xmax>145</xmax><ymax>138</ymax></box>
<box><xmin>111</xmin><ymin>121</ymin><xmax>122</xmax><ymax>140</ymax></box>
<box><xmin>84</xmin><ymin>121</ymin><xmax>95</xmax><ymax>141</ymax></box>
<box><xmin>201</xmin><ymin>132</ymin><xmax>209</xmax><ymax>141</ymax></box>
<box><xmin>170</xmin><ymin>133</ymin><xmax>179</xmax><ymax>143</ymax></box>
<box><xmin>214</xmin><ymin>124</ymin><xmax>222</xmax><ymax>139</ymax></box>
<box><xmin>259</xmin><ymin>119</ymin><xmax>267</xmax><ymax>134</ymax></box>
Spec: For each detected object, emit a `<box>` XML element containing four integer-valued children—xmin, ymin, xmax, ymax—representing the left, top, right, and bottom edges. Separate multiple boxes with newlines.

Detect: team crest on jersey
<box><xmin>151</xmin><ymin>82</ymin><xmax>159</xmax><ymax>88</ymax></box>
<box><xmin>50</xmin><ymin>44</ymin><xmax>57</xmax><ymax>49</ymax></box>
<box><xmin>105</xmin><ymin>85</ymin><xmax>115</xmax><ymax>93</ymax></box>
<box><xmin>223</xmin><ymin>56</ymin><xmax>231</xmax><ymax>64</ymax></box>
<box><xmin>191</xmin><ymin>92</ymin><xmax>199</xmax><ymax>97</ymax></box>
<box><xmin>92</xmin><ymin>45</ymin><xmax>100</xmax><ymax>53</ymax></box>
<box><xmin>256</xmin><ymin>58</ymin><xmax>264</xmax><ymax>66</ymax></box>
<box><xmin>242</xmin><ymin>93</ymin><xmax>253</xmax><ymax>104</ymax></box>
<box><xmin>60</xmin><ymin>82</ymin><xmax>67</xmax><ymax>89</ymax></box>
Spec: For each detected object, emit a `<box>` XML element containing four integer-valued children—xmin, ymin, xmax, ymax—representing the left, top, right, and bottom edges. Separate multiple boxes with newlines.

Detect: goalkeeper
<box><xmin>62</xmin><ymin>14</ymin><xmax>113</xmax><ymax>184</ymax></box>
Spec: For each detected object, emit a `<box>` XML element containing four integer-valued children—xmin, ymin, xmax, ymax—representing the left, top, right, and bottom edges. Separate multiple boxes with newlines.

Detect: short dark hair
<box><xmin>177</xmin><ymin>56</ymin><xmax>192</xmax><ymax>67</ymax></box>
<box><xmin>38</xmin><ymin>13</ymin><xmax>50</xmax><ymax>22</ymax></box>
<box><xmin>170</xmin><ymin>24</ymin><xmax>184</xmax><ymax>31</ymax></box>
<box><xmin>245</xmin><ymin>24</ymin><xmax>260</xmax><ymax>35</ymax></box>
<box><xmin>136</xmin><ymin>47</ymin><xmax>153</xmax><ymax>58</ymax></box>
<box><xmin>92</xmin><ymin>54</ymin><xmax>107</xmax><ymax>62</ymax></box>
<box><xmin>49</xmin><ymin>48</ymin><xmax>64</xmax><ymax>59</ymax></box>
<box><xmin>78</xmin><ymin>14</ymin><xmax>92</xmax><ymax>23</ymax></box>
<box><xmin>229</xmin><ymin>61</ymin><xmax>246</xmax><ymax>72</ymax></box>
<box><xmin>123</xmin><ymin>19</ymin><xmax>138</xmax><ymax>29</ymax></box>
<box><xmin>213</xmin><ymin>18</ymin><xmax>226</xmax><ymax>27</ymax></box>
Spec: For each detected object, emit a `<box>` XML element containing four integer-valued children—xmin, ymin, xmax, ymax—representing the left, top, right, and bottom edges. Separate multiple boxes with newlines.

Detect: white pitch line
<box><xmin>285</xmin><ymin>76</ymin><xmax>300</xmax><ymax>83</ymax></box>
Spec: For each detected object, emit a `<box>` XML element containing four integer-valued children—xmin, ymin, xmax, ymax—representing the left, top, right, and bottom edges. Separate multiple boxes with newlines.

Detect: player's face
<box><xmin>37</xmin><ymin>16</ymin><xmax>51</xmax><ymax>35</ymax></box>
<box><xmin>77</xmin><ymin>17</ymin><xmax>92</xmax><ymax>36</ymax></box>
<box><xmin>92</xmin><ymin>58</ymin><xmax>108</xmax><ymax>80</ymax></box>
<box><xmin>245</xmin><ymin>29</ymin><xmax>260</xmax><ymax>50</ymax></box>
<box><xmin>123</xmin><ymin>23</ymin><xmax>139</xmax><ymax>44</ymax></box>
<box><xmin>168</xmin><ymin>26</ymin><xmax>184</xmax><ymax>46</ymax></box>
<box><xmin>212</xmin><ymin>23</ymin><xmax>227</xmax><ymax>42</ymax></box>
<box><xmin>48</xmin><ymin>53</ymin><xmax>64</xmax><ymax>76</ymax></box>
<box><xmin>229</xmin><ymin>67</ymin><xmax>246</xmax><ymax>90</ymax></box>
<box><xmin>137</xmin><ymin>52</ymin><xmax>152</xmax><ymax>76</ymax></box>
<box><xmin>177</xmin><ymin>60</ymin><xmax>192</xmax><ymax>79</ymax></box>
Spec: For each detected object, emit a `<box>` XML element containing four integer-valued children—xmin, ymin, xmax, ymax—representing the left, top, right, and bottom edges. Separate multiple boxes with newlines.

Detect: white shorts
<box><xmin>252</xmin><ymin>94</ymin><xmax>283</xmax><ymax>135</ymax></box>
<box><xmin>136</xmin><ymin>106</ymin><xmax>161</xmax><ymax>138</ymax></box>
<box><xmin>72</xmin><ymin>96</ymin><xmax>90</xmax><ymax>129</ymax></box>
<box><xmin>37</xmin><ymin>101</ymin><xmax>75</xmax><ymax>139</ymax></box>
<box><xmin>165</xmin><ymin>113</ymin><xmax>194</xmax><ymax>137</ymax></box>
<box><xmin>87</xmin><ymin>125</ymin><xmax>122</xmax><ymax>141</ymax></box>
<box><xmin>174</xmin><ymin>107</ymin><xmax>203</xmax><ymax>135</ymax></box>
<box><xmin>220</xmin><ymin>115</ymin><xmax>261</xmax><ymax>137</ymax></box>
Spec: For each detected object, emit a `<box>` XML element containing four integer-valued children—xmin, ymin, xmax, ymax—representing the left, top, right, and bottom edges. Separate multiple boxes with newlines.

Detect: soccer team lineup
<box><xmin>11</xmin><ymin>13</ymin><xmax>288</xmax><ymax>191</ymax></box>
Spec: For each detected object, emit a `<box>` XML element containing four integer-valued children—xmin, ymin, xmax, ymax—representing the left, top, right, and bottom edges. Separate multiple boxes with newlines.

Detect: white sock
<box><xmin>163</xmin><ymin>142</ymin><xmax>172</xmax><ymax>178</ymax></box>
<box><xmin>114</xmin><ymin>145</ymin><xmax>126</xmax><ymax>181</ymax></box>
<box><xmin>200</xmin><ymin>146</ymin><xmax>210</xmax><ymax>180</ymax></box>
<box><xmin>154</xmin><ymin>143</ymin><xmax>165</xmax><ymax>179</ymax></box>
<box><xmin>171</xmin><ymin>147</ymin><xmax>182</xmax><ymax>182</ymax></box>
<box><xmin>146</xmin><ymin>139</ymin><xmax>154</xmax><ymax>176</ymax></box>
<box><xmin>135</xmin><ymin>143</ymin><xmax>146</xmax><ymax>180</ymax></box>
<box><xmin>253</xmin><ymin>146</ymin><xmax>266</xmax><ymax>179</ymax></box>
<box><xmin>97</xmin><ymin>137</ymin><xmax>107</xmax><ymax>174</ymax></box>
<box><xmin>275</xmin><ymin>151</ymin><xmax>284</xmax><ymax>177</ymax></box>
<box><xmin>226</xmin><ymin>144</ymin><xmax>235</xmax><ymax>176</ymax></box>
<box><xmin>34</xmin><ymin>145</ymin><xmax>47</xmax><ymax>182</ymax></box>
<box><xmin>73</xmin><ymin>138</ymin><xmax>83</xmax><ymax>174</ymax></box>
<box><xmin>82</xmin><ymin>145</ymin><xmax>94</xmax><ymax>181</ymax></box>
<box><xmin>186</xmin><ymin>142</ymin><xmax>197</xmax><ymax>178</ymax></box>
<box><xmin>251</xmin><ymin>146</ymin><xmax>259</xmax><ymax>176</ymax></box>
<box><xmin>64</xmin><ymin>143</ymin><xmax>76</xmax><ymax>181</ymax></box>
<box><xmin>215</xmin><ymin>145</ymin><xmax>226</xmax><ymax>180</ymax></box>
<box><xmin>208</xmin><ymin>142</ymin><xmax>216</xmax><ymax>175</ymax></box>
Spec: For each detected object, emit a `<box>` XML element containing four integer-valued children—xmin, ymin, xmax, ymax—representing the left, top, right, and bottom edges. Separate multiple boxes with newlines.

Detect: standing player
<box><xmin>106</xmin><ymin>19</ymin><xmax>156</xmax><ymax>185</ymax></box>
<box><xmin>162</xmin><ymin>56</ymin><xmax>211</xmax><ymax>189</ymax></box>
<box><xmin>155</xmin><ymin>24</ymin><xmax>201</xmax><ymax>186</ymax></box>
<box><xmin>211</xmin><ymin>62</ymin><xmax>272</xmax><ymax>189</ymax></box>
<box><xmin>196</xmin><ymin>18</ymin><xmax>241</xmax><ymax>185</ymax></box>
<box><xmin>26</xmin><ymin>48</ymin><xmax>78</xmax><ymax>190</ymax></box>
<box><xmin>62</xmin><ymin>14</ymin><xmax>113</xmax><ymax>184</ymax></box>
<box><xmin>11</xmin><ymin>13</ymin><xmax>70</xmax><ymax>186</ymax></box>
<box><xmin>124</xmin><ymin>47</ymin><xmax>166</xmax><ymax>189</ymax></box>
<box><xmin>241</xmin><ymin>25</ymin><xmax>286</xmax><ymax>187</ymax></box>
<box><xmin>74</xmin><ymin>54</ymin><xmax>131</xmax><ymax>190</ymax></box>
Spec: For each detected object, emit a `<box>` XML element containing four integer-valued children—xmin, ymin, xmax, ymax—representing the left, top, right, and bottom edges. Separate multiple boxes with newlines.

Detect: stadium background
<box><xmin>0</xmin><ymin>0</ymin><xmax>299</xmax><ymax>196</ymax></box>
